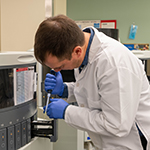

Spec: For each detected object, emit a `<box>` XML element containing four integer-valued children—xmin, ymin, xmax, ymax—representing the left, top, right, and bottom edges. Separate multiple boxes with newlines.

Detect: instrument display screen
<box><xmin>0</xmin><ymin>65</ymin><xmax>36</xmax><ymax>109</ymax></box>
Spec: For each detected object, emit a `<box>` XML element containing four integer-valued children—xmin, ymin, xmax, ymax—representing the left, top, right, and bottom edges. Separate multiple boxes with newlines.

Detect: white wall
<box><xmin>0</xmin><ymin>0</ymin><xmax>45</xmax><ymax>52</ymax></box>
<box><xmin>53</xmin><ymin>0</ymin><xmax>66</xmax><ymax>16</ymax></box>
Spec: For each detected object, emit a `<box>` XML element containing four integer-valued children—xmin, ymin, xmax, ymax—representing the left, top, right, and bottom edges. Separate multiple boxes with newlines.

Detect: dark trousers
<box><xmin>140</xmin><ymin>135</ymin><xmax>147</xmax><ymax>150</ymax></box>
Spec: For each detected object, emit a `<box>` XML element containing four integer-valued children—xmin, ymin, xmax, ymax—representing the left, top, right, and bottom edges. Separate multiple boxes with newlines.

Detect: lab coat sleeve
<box><xmin>65</xmin><ymin>82</ymin><xmax>77</xmax><ymax>103</ymax></box>
<box><xmin>65</xmin><ymin>67</ymin><xmax>142</xmax><ymax>137</ymax></box>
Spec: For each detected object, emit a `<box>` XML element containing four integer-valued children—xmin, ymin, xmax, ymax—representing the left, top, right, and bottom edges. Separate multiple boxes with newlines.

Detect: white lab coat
<box><xmin>65</xmin><ymin>27</ymin><xmax>150</xmax><ymax>150</ymax></box>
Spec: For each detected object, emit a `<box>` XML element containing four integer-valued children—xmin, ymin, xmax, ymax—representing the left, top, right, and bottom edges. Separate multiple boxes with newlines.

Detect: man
<box><xmin>34</xmin><ymin>15</ymin><xmax>150</xmax><ymax>150</ymax></box>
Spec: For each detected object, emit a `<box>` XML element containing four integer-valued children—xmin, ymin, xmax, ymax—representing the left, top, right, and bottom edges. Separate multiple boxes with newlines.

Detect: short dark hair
<box><xmin>34</xmin><ymin>15</ymin><xmax>85</xmax><ymax>65</ymax></box>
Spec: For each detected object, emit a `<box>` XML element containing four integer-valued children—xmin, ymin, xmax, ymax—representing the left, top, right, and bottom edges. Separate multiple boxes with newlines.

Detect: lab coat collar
<box><xmin>75</xmin><ymin>26</ymin><xmax>103</xmax><ymax>81</ymax></box>
<box><xmin>79</xmin><ymin>28</ymin><xmax>95</xmax><ymax>73</ymax></box>
<box><xmin>87</xmin><ymin>26</ymin><xmax>104</xmax><ymax>65</ymax></box>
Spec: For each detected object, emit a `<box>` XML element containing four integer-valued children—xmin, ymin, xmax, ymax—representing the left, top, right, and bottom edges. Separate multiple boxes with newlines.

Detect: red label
<box><xmin>16</xmin><ymin>67</ymin><xmax>28</xmax><ymax>72</ymax></box>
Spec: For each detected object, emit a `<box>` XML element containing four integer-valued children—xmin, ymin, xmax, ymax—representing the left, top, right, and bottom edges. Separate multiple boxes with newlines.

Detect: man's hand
<box><xmin>45</xmin><ymin>71</ymin><xmax>64</xmax><ymax>96</ymax></box>
<box><xmin>43</xmin><ymin>98</ymin><xmax>69</xmax><ymax>119</ymax></box>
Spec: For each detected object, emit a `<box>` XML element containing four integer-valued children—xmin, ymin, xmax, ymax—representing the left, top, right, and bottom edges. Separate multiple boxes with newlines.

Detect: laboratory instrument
<box><xmin>0</xmin><ymin>52</ymin><xmax>57</xmax><ymax>150</ymax></box>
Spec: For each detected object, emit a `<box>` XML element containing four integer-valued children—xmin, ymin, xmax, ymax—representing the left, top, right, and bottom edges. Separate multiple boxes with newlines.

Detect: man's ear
<box><xmin>72</xmin><ymin>46</ymin><xmax>82</xmax><ymax>58</ymax></box>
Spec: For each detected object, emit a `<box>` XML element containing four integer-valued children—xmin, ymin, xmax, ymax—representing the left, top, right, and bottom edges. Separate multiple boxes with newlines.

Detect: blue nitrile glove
<box><xmin>45</xmin><ymin>71</ymin><xmax>64</xmax><ymax>96</ymax></box>
<box><xmin>43</xmin><ymin>98</ymin><xmax>69</xmax><ymax>119</ymax></box>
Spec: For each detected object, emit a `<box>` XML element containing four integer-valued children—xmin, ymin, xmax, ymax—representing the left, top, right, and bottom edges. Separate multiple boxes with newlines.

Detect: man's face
<box><xmin>44</xmin><ymin>46</ymin><xmax>83</xmax><ymax>72</ymax></box>
<box><xmin>44</xmin><ymin>53</ymin><xmax>80</xmax><ymax>72</ymax></box>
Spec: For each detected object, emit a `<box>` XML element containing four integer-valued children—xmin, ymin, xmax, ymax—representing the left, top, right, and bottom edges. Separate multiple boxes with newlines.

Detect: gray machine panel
<box><xmin>8</xmin><ymin>126</ymin><xmax>15</xmax><ymax>150</ymax></box>
<box><xmin>21</xmin><ymin>121</ymin><xmax>27</xmax><ymax>146</ymax></box>
<box><xmin>0</xmin><ymin>99</ymin><xmax>37</xmax><ymax>129</ymax></box>
<box><xmin>0</xmin><ymin>128</ymin><xmax>7</xmax><ymax>150</ymax></box>
<box><xmin>15</xmin><ymin>123</ymin><xmax>21</xmax><ymax>149</ymax></box>
<box><xmin>26</xmin><ymin>119</ymin><xmax>31</xmax><ymax>143</ymax></box>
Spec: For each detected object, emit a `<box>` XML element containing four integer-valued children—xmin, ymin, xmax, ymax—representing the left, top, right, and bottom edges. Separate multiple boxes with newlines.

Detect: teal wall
<box><xmin>67</xmin><ymin>0</ymin><xmax>150</xmax><ymax>45</ymax></box>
